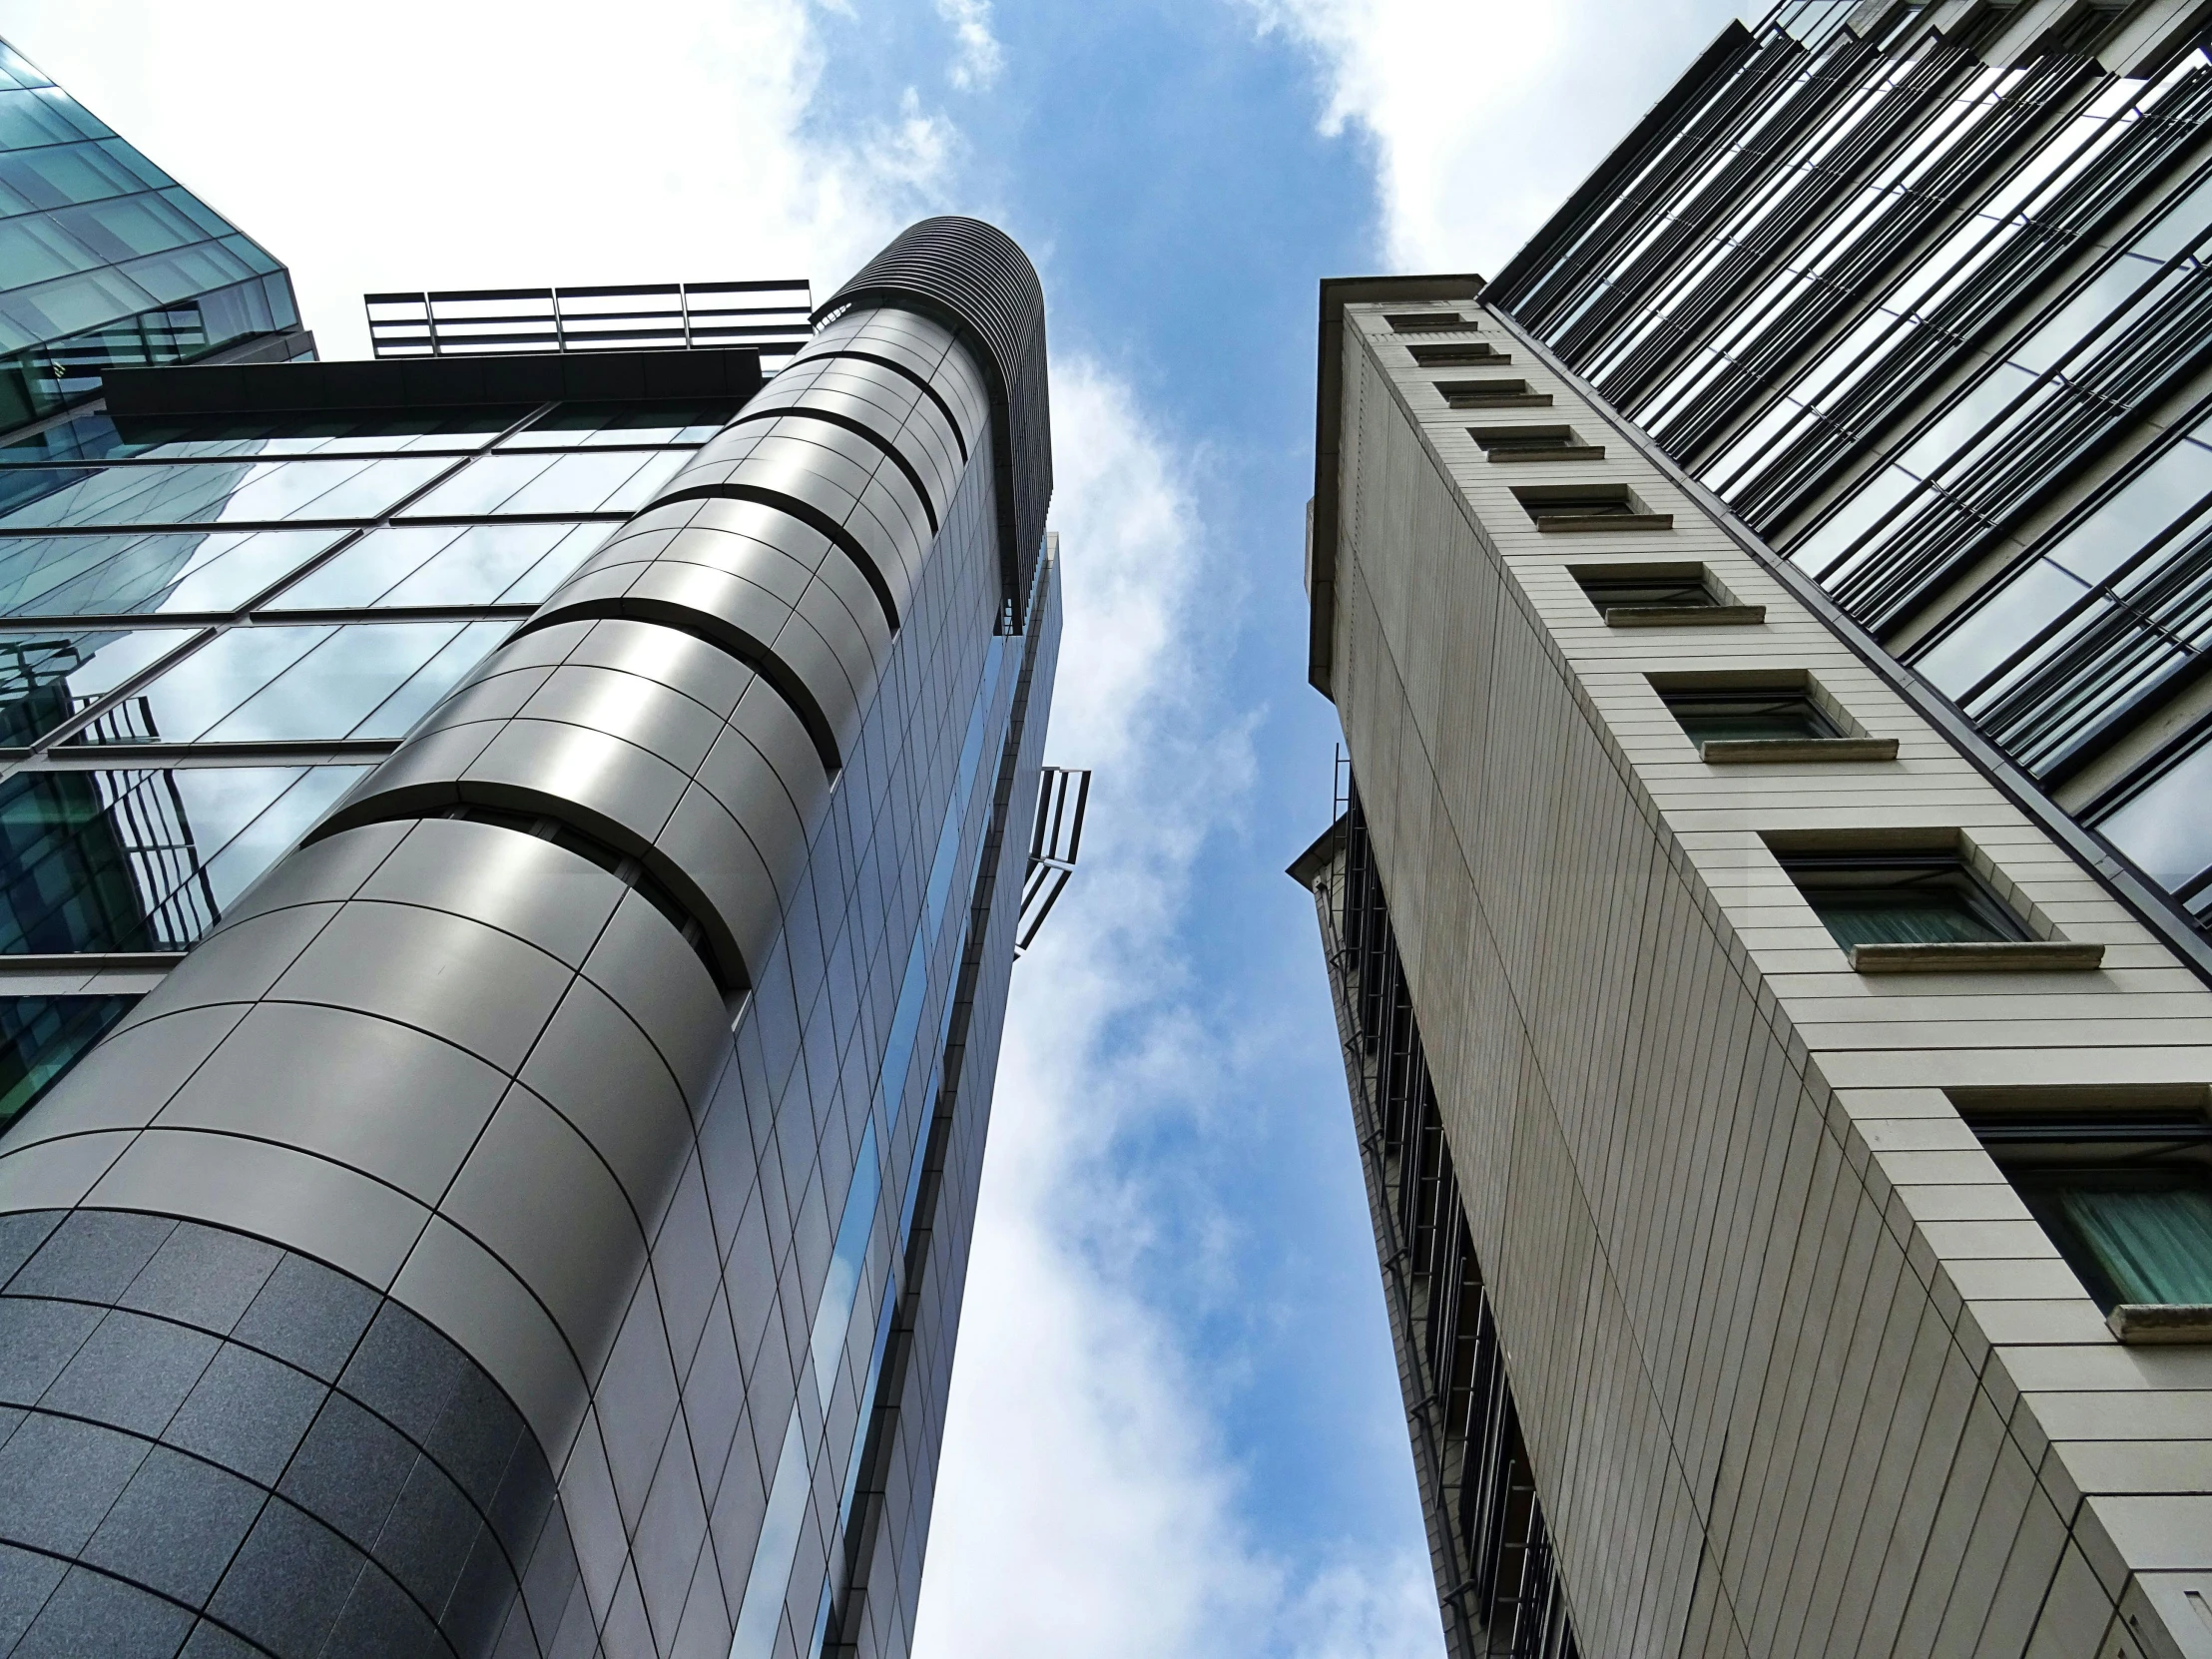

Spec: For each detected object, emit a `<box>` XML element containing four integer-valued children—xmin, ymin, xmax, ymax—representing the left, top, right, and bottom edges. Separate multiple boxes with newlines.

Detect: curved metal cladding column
<box><xmin>0</xmin><ymin>217</ymin><xmax>1050</xmax><ymax>1659</ymax></box>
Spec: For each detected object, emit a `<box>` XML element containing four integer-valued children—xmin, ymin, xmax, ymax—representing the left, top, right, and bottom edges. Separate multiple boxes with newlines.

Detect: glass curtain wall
<box><xmin>0</xmin><ymin>36</ymin><xmax>305</xmax><ymax>434</ymax></box>
<box><xmin>0</xmin><ymin>395</ymin><xmax>741</xmax><ymax>1130</ymax></box>
<box><xmin>1490</xmin><ymin>2</ymin><xmax>2212</xmax><ymax>938</ymax></box>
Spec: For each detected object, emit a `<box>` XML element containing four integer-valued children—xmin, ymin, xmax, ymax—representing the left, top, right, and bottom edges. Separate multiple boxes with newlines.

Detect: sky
<box><xmin>0</xmin><ymin>2</ymin><xmax>1747</xmax><ymax>1653</ymax></box>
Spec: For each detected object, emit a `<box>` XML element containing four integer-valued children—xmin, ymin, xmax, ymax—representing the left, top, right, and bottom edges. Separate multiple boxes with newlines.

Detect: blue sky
<box><xmin>0</xmin><ymin>2</ymin><xmax>1744</xmax><ymax>1652</ymax></box>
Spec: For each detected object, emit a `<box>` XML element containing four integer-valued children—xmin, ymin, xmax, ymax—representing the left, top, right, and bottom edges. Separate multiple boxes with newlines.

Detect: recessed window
<box><xmin>1387</xmin><ymin>311</ymin><xmax>1470</xmax><ymax>333</ymax></box>
<box><xmin>1513</xmin><ymin>484</ymin><xmax>1672</xmax><ymax>532</ymax></box>
<box><xmin>1468</xmin><ymin>423</ymin><xmax>1603</xmax><ymax>461</ymax></box>
<box><xmin>1410</xmin><ymin>341</ymin><xmax>1509</xmax><ymax>367</ymax></box>
<box><xmin>1664</xmin><ymin>685</ymin><xmax>1840</xmax><ymax>745</ymax></box>
<box><xmin>1963</xmin><ymin>1107</ymin><xmax>2212</xmax><ymax>1315</ymax></box>
<box><xmin>1437</xmin><ymin>378</ymin><xmax>1553</xmax><ymax>409</ymax></box>
<box><xmin>1775</xmin><ymin>845</ymin><xmax>2028</xmax><ymax>949</ymax></box>
<box><xmin>1571</xmin><ymin>563</ymin><xmax>1764</xmax><ymax>626</ymax></box>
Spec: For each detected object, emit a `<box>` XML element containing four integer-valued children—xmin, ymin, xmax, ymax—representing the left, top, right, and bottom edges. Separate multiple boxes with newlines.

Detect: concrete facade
<box><xmin>1305</xmin><ymin>289</ymin><xmax>2212</xmax><ymax>1658</ymax></box>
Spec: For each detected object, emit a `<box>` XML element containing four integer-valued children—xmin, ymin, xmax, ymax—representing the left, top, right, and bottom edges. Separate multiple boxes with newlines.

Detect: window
<box><xmin>1437</xmin><ymin>377</ymin><xmax>1552</xmax><ymax>409</ymax></box>
<box><xmin>1963</xmin><ymin>1106</ymin><xmax>2212</xmax><ymax>1314</ymax></box>
<box><xmin>1654</xmin><ymin>673</ymin><xmax>1896</xmax><ymax>762</ymax></box>
<box><xmin>1467</xmin><ymin>424</ymin><xmax>1604</xmax><ymax>462</ymax></box>
<box><xmin>1409</xmin><ymin>342</ymin><xmax>1508</xmax><ymax>368</ymax></box>
<box><xmin>1774</xmin><ymin>842</ymin><xmax>2028</xmax><ymax>948</ymax></box>
<box><xmin>1570</xmin><ymin>562</ymin><xmax>1762</xmax><ymax>626</ymax></box>
<box><xmin>1385</xmin><ymin>311</ymin><xmax>1470</xmax><ymax>332</ymax></box>
<box><xmin>1662</xmin><ymin>684</ymin><xmax>1840</xmax><ymax>745</ymax></box>
<box><xmin>1513</xmin><ymin>483</ymin><xmax>1672</xmax><ymax>532</ymax></box>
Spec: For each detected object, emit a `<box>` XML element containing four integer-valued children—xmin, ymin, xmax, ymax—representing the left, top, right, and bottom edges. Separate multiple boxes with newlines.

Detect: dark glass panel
<box><xmin>0</xmin><ymin>764</ymin><xmax>368</xmax><ymax>952</ymax></box>
<box><xmin>1784</xmin><ymin>852</ymin><xmax>2027</xmax><ymax>949</ymax></box>
<box><xmin>0</xmin><ymin>628</ymin><xmax>191</xmax><ymax>744</ymax></box>
<box><xmin>1665</xmin><ymin>690</ymin><xmax>1839</xmax><ymax>745</ymax></box>
<box><xmin>0</xmin><ymin>993</ymin><xmax>133</xmax><ymax>1130</ymax></box>
<box><xmin>2023</xmin><ymin>1174</ymin><xmax>2212</xmax><ymax>1308</ymax></box>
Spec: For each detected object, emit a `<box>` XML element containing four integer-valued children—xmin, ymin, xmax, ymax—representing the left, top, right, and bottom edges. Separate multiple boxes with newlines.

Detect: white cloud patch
<box><xmin>1242</xmin><ymin>0</ymin><xmax>1750</xmax><ymax>273</ymax></box>
<box><xmin>911</xmin><ymin>362</ymin><xmax>1434</xmax><ymax>1658</ymax></box>
<box><xmin>0</xmin><ymin>0</ymin><xmax>945</xmax><ymax>356</ymax></box>
<box><xmin>936</xmin><ymin>0</ymin><xmax>1006</xmax><ymax>90</ymax></box>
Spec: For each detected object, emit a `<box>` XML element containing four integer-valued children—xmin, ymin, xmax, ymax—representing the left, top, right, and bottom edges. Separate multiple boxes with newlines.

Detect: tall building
<box><xmin>0</xmin><ymin>71</ymin><xmax>1064</xmax><ymax>1657</ymax></box>
<box><xmin>0</xmin><ymin>37</ymin><xmax>309</xmax><ymax>454</ymax></box>
<box><xmin>1299</xmin><ymin>4</ymin><xmax>2212</xmax><ymax>1656</ymax></box>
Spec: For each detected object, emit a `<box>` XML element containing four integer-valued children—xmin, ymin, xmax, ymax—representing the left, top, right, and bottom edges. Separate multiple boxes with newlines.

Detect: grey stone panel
<box><xmin>0</xmin><ymin>1215</ymin><xmax>582</xmax><ymax>1659</ymax></box>
<box><xmin>86</xmin><ymin>1133</ymin><xmax>431</xmax><ymax>1294</ymax></box>
<box><xmin>390</xmin><ymin>1212</ymin><xmax>600</xmax><ymax>1467</ymax></box>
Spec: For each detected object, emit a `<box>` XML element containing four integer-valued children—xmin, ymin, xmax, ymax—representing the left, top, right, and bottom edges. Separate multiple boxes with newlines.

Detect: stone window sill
<box><xmin>2108</xmin><ymin>1304</ymin><xmax>2212</xmax><ymax>1345</ymax></box>
<box><xmin>1849</xmin><ymin>940</ymin><xmax>2106</xmax><ymax>973</ymax></box>
<box><xmin>1605</xmin><ymin>604</ymin><xmax>1765</xmax><ymax>627</ymax></box>
<box><xmin>1702</xmin><ymin>737</ymin><xmax>1899</xmax><ymax>764</ymax></box>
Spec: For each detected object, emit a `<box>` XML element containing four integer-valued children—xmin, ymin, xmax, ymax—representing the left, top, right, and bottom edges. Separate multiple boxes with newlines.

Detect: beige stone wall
<box><xmin>1328</xmin><ymin>298</ymin><xmax>2212</xmax><ymax>1659</ymax></box>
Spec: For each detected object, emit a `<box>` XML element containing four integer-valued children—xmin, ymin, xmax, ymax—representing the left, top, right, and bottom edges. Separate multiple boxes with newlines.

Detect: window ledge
<box><xmin>0</xmin><ymin>952</ymin><xmax>188</xmax><ymax>973</ymax></box>
<box><xmin>1849</xmin><ymin>941</ymin><xmax>2106</xmax><ymax>974</ymax></box>
<box><xmin>1538</xmin><ymin>512</ymin><xmax>1675</xmax><ymax>532</ymax></box>
<box><xmin>1702</xmin><ymin>737</ymin><xmax>1899</xmax><ymax>764</ymax></box>
<box><xmin>2108</xmin><ymin>1304</ymin><xmax>2212</xmax><ymax>1345</ymax></box>
<box><xmin>1605</xmin><ymin>604</ymin><xmax>1765</xmax><ymax>627</ymax></box>
<box><xmin>1446</xmin><ymin>392</ymin><xmax>1554</xmax><ymax>408</ymax></box>
<box><xmin>1487</xmin><ymin>445</ymin><xmax>1606</xmax><ymax>462</ymax></box>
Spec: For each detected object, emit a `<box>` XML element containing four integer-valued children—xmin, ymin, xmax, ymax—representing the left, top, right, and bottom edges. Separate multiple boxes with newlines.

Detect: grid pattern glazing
<box><xmin>0</xmin><ymin>37</ymin><xmax>301</xmax><ymax>432</ymax></box>
<box><xmin>1491</xmin><ymin>1</ymin><xmax>2212</xmax><ymax>936</ymax></box>
<box><xmin>0</xmin><ymin>394</ymin><xmax>737</xmax><ymax>1130</ymax></box>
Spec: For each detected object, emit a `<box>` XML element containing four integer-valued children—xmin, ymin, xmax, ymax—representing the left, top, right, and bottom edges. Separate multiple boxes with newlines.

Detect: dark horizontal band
<box><xmin>642</xmin><ymin>482</ymin><xmax>901</xmax><ymax>636</ymax></box>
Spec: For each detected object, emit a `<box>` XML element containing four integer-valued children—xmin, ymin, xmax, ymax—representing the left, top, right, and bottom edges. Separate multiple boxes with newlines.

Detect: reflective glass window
<box><xmin>503</xmin><ymin>401</ymin><xmax>738</xmax><ymax>447</ymax></box>
<box><xmin>2098</xmin><ymin>741</ymin><xmax>2212</xmax><ymax>888</ymax></box>
<box><xmin>0</xmin><ymin>763</ymin><xmax>368</xmax><ymax>952</ymax></box>
<box><xmin>0</xmin><ymin>627</ymin><xmax>194</xmax><ymax>744</ymax></box>
<box><xmin>66</xmin><ymin>618</ymin><xmax>508</xmax><ymax>746</ymax></box>
<box><xmin>0</xmin><ymin>528</ymin><xmax>337</xmax><ymax>618</ymax></box>
<box><xmin>401</xmin><ymin>448</ymin><xmax>686</xmax><ymax>517</ymax></box>
<box><xmin>268</xmin><ymin>522</ymin><xmax>606</xmax><ymax>610</ymax></box>
<box><xmin>120</xmin><ymin>406</ymin><xmax>531</xmax><ymax>458</ymax></box>
<box><xmin>0</xmin><ymin>455</ymin><xmax>453</xmax><ymax>530</ymax></box>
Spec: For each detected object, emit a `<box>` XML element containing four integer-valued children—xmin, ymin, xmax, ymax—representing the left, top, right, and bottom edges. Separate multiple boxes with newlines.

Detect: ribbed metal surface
<box><xmin>820</xmin><ymin>218</ymin><xmax>1052</xmax><ymax>610</ymax></box>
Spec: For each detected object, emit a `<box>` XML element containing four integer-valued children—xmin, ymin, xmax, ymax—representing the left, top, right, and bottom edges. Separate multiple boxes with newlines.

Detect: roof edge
<box><xmin>1310</xmin><ymin>275</ymin><xmax>1484</xmax><ymax>700</ymax></box>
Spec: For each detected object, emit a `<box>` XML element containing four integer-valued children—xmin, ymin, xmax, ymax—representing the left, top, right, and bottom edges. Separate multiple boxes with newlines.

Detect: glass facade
<box><xmin>0</xmin><ymin>393</ymin><xmax>740</xmax><ymax>1130</ymax></box>
<box><xmin>1489</xmin><ymin>2</ymin><xmax>2212</xmax><ymax>937</ymax></box>
<box><xmin>0</xmin><ymin>37</ymin><xmax>304</xmax><ymax>431</ymax></box>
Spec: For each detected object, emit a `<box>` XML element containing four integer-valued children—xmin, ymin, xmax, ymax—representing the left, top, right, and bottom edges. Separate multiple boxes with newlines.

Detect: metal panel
<box><xmin>84</xmin><ymin>1130</ymin><xmax>430</xmax><ymax>1291</ymax></box>
<box><xmin>153</xmin><ymin>1001</ymin><xmax>508</xmax><ymax>1203</ymax></box>
<box><xmin>357</xmin><ymin>817</ymin><xmax>629</xmax><ymax>969</ymax></box>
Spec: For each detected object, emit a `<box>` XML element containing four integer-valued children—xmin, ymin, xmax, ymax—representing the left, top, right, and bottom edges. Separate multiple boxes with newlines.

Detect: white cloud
<box><xmin>936</xmin><ymin>0</ymin><xmax>1006</xmax><ymax>91</ymax></box>
<box><xmin>1241</xmin><ymin>0</ymin><xmax>1751</xmax><ymax>273</ymax></box>
<box><xmin>0</xmin><ymin>0</ymin><xmax>944</xmax><ymax>356</ymax></box>
<box><xmin>912</xmin><ymin>360</ymin><xmax>1435</xmax><ymax>1657</ymax></box>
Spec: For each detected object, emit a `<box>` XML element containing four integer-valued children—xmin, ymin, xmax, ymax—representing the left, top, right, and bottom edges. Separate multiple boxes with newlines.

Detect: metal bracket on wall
<box><xmin>1015</xmin><ymin>765</ymin><xmax>1090</xmax><ymax>955</ymax></box>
